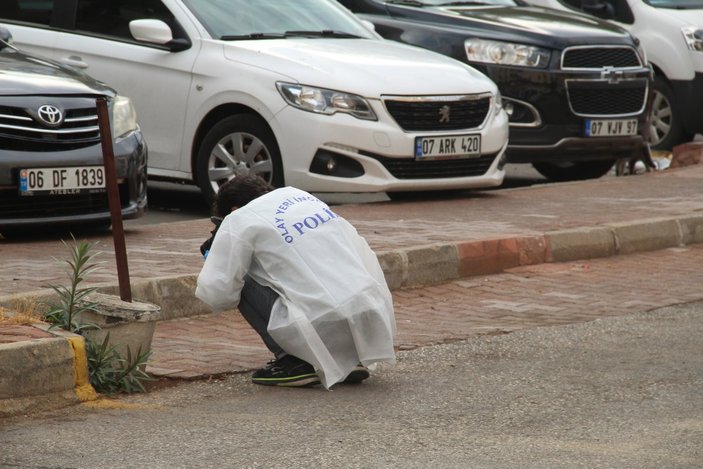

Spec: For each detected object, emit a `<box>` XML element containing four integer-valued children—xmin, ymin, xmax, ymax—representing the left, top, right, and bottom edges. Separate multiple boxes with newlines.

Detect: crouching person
<box><xmin>195</xmin><ymin>175</ymin><xmax>396</xmax><ymax>388</ymax></box>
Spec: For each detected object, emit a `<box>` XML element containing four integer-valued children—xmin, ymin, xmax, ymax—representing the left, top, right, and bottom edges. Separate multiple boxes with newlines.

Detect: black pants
<box><xmin>238</xmin><ymin>276</ymin><xmax>285</xmax><ymax>358</ymax></box>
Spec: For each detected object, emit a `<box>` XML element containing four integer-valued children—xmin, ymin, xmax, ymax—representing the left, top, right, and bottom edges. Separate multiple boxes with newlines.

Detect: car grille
<box><xmin>0</xmin><ymin>98</ymin><xmax>101</xmax><ymax>152</ymax></box>
<box><xmin>0</xmin><ymin>184</ymin><xmax>129</xmax><ymax>220</ymax></box>
<box><xmin>383</xmin><ymin>95</ymin><xmax>491</xmax><ymax>131</ymax></box>
<box><xmin>561</xmin><ymin>46</ymin><xmax>642</xmax><ymax>69</ymax></box>
<box><xmin>363</xmin><ymin>152</ymin><xmax>498</xmax><ymax>179</ymax></box>
<box><xmin>566</xmin><ymin>79</ymin><xmax>648</xmax><ymax>116</ymax></box>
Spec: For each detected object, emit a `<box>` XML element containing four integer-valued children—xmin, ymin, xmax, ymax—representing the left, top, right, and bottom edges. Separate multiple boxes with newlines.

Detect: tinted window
<box><xmin>0</xmin><ymin>0</ymin><xmax>55</xmax><ymax>26</ymax></box>
<box><xmin>75</xmin><ymin>0</ymin><xmax>176</xmax><ymax>41</ymax></box>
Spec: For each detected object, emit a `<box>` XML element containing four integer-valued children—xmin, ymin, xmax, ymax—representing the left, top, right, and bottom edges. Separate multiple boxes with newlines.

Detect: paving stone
<box><xmin>144</xmin><ymin>244</ymin><xmax>703</xmax><ymax>378</ymax></box>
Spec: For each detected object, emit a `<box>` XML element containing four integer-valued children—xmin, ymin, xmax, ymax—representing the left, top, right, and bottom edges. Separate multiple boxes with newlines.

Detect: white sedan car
<box><xmin>1</xmin><ymin>0</ymin><xmax>508</xmax><ymax>202</ymax></box>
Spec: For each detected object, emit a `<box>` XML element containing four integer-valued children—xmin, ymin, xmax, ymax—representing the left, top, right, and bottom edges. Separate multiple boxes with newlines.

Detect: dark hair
<box><xmin>214</xmin><ymin>175</ymin><xmax>274</xmax><ymax>218</ymax></box>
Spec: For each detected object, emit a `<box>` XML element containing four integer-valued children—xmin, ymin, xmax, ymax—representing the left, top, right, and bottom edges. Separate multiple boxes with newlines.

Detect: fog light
<box><xmin>326</xmin><ymin>157</ymin><xmax>337</xmax><ymax>173</ymax></box>
<box><xmin>310</xmin><ymin>150</ymin><xmax>364</xmax><ymax>178</ymax></box>
<box><xmin>504</xmin><ymin>101</ymin><xmax>514</xmax><ymax>117</ymax></box>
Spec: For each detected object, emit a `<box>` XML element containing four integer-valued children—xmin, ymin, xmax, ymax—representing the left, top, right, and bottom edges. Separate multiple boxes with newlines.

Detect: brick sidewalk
<box><xmin>147</xmin><ymin>243</ymin><xmax>703</xmax><ymax>379</ymax></box>
<box><xmin>1</xmin><ymin>166</ymin><xmax>703</xmax><ymax>298</ymax></box>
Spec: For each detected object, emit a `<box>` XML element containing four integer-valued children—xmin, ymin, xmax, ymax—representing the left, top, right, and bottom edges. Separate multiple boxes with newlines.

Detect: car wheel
<box><xmin>196</xmin><ymin>115</ymin><xmax>283</xmax><ymax>205</ymax></box>
<box><xmin>532</xmin><ymin>159</ymin><xmax>616</xmax><ymax>182</ymax></box>
<box><xmin>648</xmin><ymin>76</ymin><xmax>691</xmax><ymax>151</ymax></box>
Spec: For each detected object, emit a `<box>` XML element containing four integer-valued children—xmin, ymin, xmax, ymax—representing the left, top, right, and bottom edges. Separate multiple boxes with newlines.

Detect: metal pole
<box><xmin>96</xmin><ymin>97</ymin><xmax>132</xmax><ymax>302</ymax></box>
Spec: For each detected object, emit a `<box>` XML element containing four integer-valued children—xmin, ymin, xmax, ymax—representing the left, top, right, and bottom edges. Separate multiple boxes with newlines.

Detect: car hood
<box><xmin>223</xmin><ymin>38</ymin><xmax>497</xmax><ymax>97</ymax></box>
<box><xmin>389</xmin><ymin>4</ymin><xmax>634</xmax><ymax>47</ymax></box>
<box><xmin>0</xmin><ymin>48</ymin><xmax>113</xmax><ymax>96</ymax></box>
<box><xmin>652</xmin><ymin>5</ymin><xmax>703</xmax><ymax>26</ymax></box>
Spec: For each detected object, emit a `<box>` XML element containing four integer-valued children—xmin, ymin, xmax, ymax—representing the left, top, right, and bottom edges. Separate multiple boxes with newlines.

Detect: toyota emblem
<box><xmin>37</xmin><ymin>104</ymin><xmax>63</xmax><ymax>126</ymax></box>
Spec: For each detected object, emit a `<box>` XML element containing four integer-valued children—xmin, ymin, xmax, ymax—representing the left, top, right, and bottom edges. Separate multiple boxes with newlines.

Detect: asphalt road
<box><xmin>1</xmin><ymin>301</ymin><xmax>701</xmax><ymax>468</ymax></box>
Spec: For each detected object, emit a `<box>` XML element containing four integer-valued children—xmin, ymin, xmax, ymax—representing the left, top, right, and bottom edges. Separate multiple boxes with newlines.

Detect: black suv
<box><xmin>339</xmin><ymin>0</ymin><xmax>653</xmax><ymax>181</ymax></box>
<box><xmin>0</xmin><ymin>27</ymin><xmax>147</xmax><ymax>229</ymax></box>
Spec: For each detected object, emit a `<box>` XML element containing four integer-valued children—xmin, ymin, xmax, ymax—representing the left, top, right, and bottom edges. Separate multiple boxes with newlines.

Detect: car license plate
<box><xmin>585</xmin><ymin>119</ymin><xmax>638</xmax><ymax>137</ymax></box>
<box><xmin>415</xmin><ymin>134</ymin><xmax>481</xmax><ymax>160</ymax></box>
<box><xmin>19</xmin><ymin>166</ymin><xmax>106</xmax><ymax>195</ymax></box>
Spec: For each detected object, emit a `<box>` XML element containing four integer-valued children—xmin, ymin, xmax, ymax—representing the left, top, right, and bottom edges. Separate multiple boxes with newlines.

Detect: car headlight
<box><xmin>465</xmin><ymin>39</ymin><xmax>550</xmax><ymax>68</ymax></box>
<box><xmin>682</xmin><ymin>26</ymin><xmax>703</xmax><ymax>52</ymax></box>
<box><xmin>276</xmin><ymin>83</ymin><xmax>377</xmax><ymax>120</ymax></box>
<box><xmin>111</xmin><ymin>95</ymin><xmax>138</xmax><ymax>138</ymax></box>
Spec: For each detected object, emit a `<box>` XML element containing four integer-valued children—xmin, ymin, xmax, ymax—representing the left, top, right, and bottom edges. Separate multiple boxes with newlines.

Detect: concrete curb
<box><xmin>2</xmin><ymin>214</ymin><xmax>702</xmax><ymax>322</ymax></box>
<box><xmin>0</xmin><ymin>324</ymin><xmax>96</xmax><ymax>418</ymax></box>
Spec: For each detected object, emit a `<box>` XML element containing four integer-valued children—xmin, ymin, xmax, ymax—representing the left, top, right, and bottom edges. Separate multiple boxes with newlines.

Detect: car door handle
<box><xmin>59</xmin><ymin>55</ymin><xmax>89</xmax><ymax>69</ymax></box>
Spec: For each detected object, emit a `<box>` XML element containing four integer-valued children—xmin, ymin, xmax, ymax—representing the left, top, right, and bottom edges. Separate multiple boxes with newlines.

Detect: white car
<box><xmin>524</xmin><ymin>0</ymin><xmax>703</xmax><ymax>151</ymax></box>
<box><xmin>0</xmin><ymin>0</ymin><xmax>508</xmax><ymax>202</ymax></box>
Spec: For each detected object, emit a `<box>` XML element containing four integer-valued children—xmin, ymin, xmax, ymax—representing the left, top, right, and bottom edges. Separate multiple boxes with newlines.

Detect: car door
<box><xmin>51</xmin><ymin>0</ymin><xmax>198</xmax><ymax>176</ymax></box>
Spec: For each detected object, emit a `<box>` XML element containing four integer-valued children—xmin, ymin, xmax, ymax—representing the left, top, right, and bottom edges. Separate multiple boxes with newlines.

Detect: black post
<box><xmin>96</xmin><ymin>97</ymin><xmax>132</xmax><ymax>303</ymax></box>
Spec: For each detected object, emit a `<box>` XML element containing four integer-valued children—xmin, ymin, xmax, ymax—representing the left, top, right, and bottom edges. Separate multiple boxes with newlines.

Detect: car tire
<box><xmin>196</xmin><ymin>114</ymin><xmax>283</xmax><ymax>205</ymax></box>
<box><xmin>532</xmin><ymin>159</ymin><xmax>616</xmax><ymax>181</ymax></box>
<box><xmin>648</xmin><ymin>76</ymin><xmax>691</xmax><ymax>151</ymax></box>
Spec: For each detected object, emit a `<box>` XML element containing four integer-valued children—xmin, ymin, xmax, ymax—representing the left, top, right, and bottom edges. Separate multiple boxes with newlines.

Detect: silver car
<box><xmin>0</xmin><ymin>27</ymin><xmax>147</xmax><ymax>229</ymax></box>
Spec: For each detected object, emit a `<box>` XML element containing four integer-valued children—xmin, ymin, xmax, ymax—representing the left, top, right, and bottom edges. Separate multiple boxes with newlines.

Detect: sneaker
<box><xmin>251</xmin><ymin>355</ymin><xmax>320</xmax><ymax>387</ymax></box>
<box><xmin>342</xmin><ymin>364</ymin><xmax>370</xmax><ymax>384</ymax></box>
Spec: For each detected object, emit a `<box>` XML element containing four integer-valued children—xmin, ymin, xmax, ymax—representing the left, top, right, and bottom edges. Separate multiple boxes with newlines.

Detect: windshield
<box><xmin>388</xmin><ymin>0</ymin><xmax>519</xmax><ymax>6</ymax></box>
<box><xmin>644</xmin><ymin>0</ymin><xmax>703</xmax><ymax>8</ymax></box>
<box><xmin>181</xmin><ymin>0</ymin><xmax>377</xmax><ymax>39</ymax></box>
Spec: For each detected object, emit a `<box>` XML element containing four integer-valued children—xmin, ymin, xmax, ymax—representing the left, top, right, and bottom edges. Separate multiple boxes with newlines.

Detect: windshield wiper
<box><xmin>436</xmin><ymin>1</ymin><xmax>493</xmax><ymax>5</ymax></box>
<box><xmin>386</xmin><ymin>0</ymin><xmax>426</xmax><ymax>5</ymax></box>
<box><xmin>221</xmin><ymin>30</ymin><xmax>362</xmax><ymax>40</ymax></box>
<box><xmin>221</xmin><ymin>32</ymin><xmax>285</xmax><ymax>40</ymax></box>
<box><xmin>283</xmin><ymin>30</ymin><xmax>362</xmax><ymax>38</ymax></box>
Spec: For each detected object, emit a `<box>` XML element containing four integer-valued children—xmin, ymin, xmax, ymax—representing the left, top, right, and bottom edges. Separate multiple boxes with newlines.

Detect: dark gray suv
<box><xmin>0</xmin><ymin>27</ymin><xmax>147</xmax><ymax>229</ymax></box>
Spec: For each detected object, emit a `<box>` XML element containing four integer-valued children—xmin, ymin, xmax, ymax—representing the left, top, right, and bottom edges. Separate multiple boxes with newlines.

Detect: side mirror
<box><xmin>0</xmin><ymin>26</ymin><xmax>13</xmax><ymax>47</ymax></box>
<box><xmin>129</xmin><ymin>19</ymin><xmax>190</xmax><ymax>52</ymax></box>
<box><xmin>360</xmin><ymin>19</ymin><xmax>376</xmax><ymax>32</ymax></box>
<box><xmin>581</xmin><ymin>0</ymin><xmax>615</xmax><ymax>20</ymax></box>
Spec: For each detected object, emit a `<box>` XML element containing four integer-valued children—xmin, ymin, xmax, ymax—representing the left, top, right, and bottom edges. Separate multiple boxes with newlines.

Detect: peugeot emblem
<box><xmin>439</xmin><ymin>105</ymin><xmax>451</xmax><ymax>123</ymax></box>
<box><xmin>37</xmin><ymin>105</ymin><xmax>63</xmax><ymax>126</ymax></box>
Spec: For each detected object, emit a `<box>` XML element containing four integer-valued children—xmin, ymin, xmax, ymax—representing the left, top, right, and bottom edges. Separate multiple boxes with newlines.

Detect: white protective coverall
<box><xmin>195</xmin><ymin>186</ymin><xmax>396</xmax><ymax>388</ymax></box>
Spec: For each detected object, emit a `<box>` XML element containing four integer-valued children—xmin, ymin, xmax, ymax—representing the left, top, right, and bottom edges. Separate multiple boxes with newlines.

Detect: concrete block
<box><xmin>678</xmin><ymin>214</ymin><xmax>703</xmax><ymax>245</ymax></box>
<box><xmin>99</xmin><ymin>275</ymin><xmax>206</xmax><ymax>321</ymax></box>
<box><xmin>457</xmin><ymin>238</ymin><xmax>520</xmax><ymax>277</ymax></box>
<box><xmin>377</xmin><ymin>250</ymin><xmax>406</xmax><ymax>291</ymax></box>
<box><xmin>517</xmin><ymin>236</ymin><xmax>549</xmax><ymax>266</ymax></box>
<box><xmin>609</xmin><ymin>218</ymin><xmax>682</xmax><ymax>255</ymax></box>
<box><xmin>404</xmin><ymin>244</ymin><xmax>459</xmax><ymax>287</ymax></box>
<box><xmin>547</xmin><ymin>227</ymin><xmax>616</xmax><ymax>262</ymax></box>
<box><xmin>0</xmin><ymin>337</ymin><xmax>75</xmax><ymax>400</ymax></box>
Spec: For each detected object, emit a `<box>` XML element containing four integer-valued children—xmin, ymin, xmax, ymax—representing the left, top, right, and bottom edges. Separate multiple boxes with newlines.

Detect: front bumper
<box><xmin>0</xmin><ymin>131</ymin><xmax>148</xmax><ymax>228</ymax></box>
<box><xmin>671</xmin><ymin>71</ymin><xmax>703</xmax><ymax>136</ymax></box>
<box><xmin>270</xmin><ymin>98</ymin><xmax>510</xmax><ymax>193</ymax></box>
<box><xmin>476</xmin><ymin>54</ymin><xmax>651</xmax><ymax>163</ymax></box>
<box><xmin>507</xmin><ymin>134</ymin><xmax>647</xmax><ymax>163</ymax></box>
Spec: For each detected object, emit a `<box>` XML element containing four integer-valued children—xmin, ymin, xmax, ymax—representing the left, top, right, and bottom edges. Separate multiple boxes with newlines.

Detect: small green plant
<box><xmin>86</xmin><ymin>333</ymin><xmax>154</xmax><ymax>394</ymax></box>
<box><xmin>44</xmin><ymin>236</ymin><xmax>153</xmax><ymax>395</ymax></box>
<box><xmin>45</xmin><ymin>236</ymin><xmax>102</xmax><ymax>334</ymax></box>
